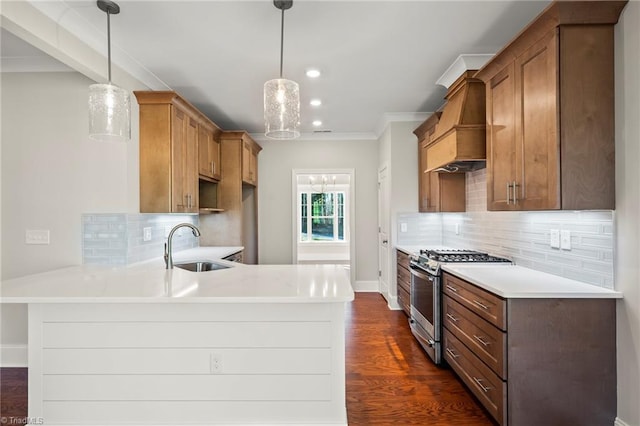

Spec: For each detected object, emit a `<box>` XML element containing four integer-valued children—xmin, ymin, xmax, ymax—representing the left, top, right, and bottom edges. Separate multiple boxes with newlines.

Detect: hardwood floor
<box><xmin>346</xmin><ymin>292</ymin><xmax>494</xmax><ymax>425</ymax></box>
<box><xmin>0</xmin><ymin>368</ymin><xmax>27</xmax><ymax>425</ymax></box>
<box><xmin>0</xmin><ymin>293</ymin><xmax>492</xmax><ymax>425</ymax></box>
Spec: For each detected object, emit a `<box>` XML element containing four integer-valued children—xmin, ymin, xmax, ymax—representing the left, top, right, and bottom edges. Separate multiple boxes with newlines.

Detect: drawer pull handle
<box><xmin>473</xmin><ymin>334</ymin><xmax>490</xmax><ymax>346</ymax></box>
<box><xmin>473</xmin><ymin>300</ymin><xmax>489</xmax><ymax>310</ymax></box>
<box><xmin>446</xmin><ymin>285</ymin><xmax>458</xmax><ymax>293</ymax></box>
<box><xmin>445</xmin><ymin>348</ymin><xmax>459</xmax><ymax>358</ymax></box>
<box><xmin>473</xmin><ymin>377</ymin><xmax>493</xmax><ymax>393</ymax></box>
<box><xmin>446</xmin><ymin>313</ymin><xmax>459</xmax><ymax>322</ymax></box>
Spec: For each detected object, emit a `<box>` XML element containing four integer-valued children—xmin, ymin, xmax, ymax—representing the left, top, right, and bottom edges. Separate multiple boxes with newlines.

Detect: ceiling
<box><xmin>1</xmin><ymin>0</ymin><xmax>551</xmax><ymax>139</ymax></box>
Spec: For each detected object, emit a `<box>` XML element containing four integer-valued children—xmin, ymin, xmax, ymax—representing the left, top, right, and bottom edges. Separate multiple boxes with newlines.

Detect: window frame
<box><xmin>298</xmin><ymin>188</ymin><xmax>348</xmax><ymax>243</ymax></box>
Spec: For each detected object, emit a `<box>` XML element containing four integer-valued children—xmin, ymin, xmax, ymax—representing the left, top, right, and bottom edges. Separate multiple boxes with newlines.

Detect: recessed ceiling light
<box><xmin>312</xmin><ymin>120</ymin><xmax>322</xmax><ymax>127</ymax></box>
<box><xmin>306</xmin><ymin>69</ymin><xmax>321</xmax><ymax>78</ymax></box>
<box><xmin>310</xmin><ymin>99</ymin><xmax>322</xmax><ymax>107</ymax></box>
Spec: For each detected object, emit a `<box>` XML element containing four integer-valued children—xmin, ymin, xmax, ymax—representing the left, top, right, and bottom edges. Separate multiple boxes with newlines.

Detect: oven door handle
<box><xmin>410</xmin><ymin>265</ymin><xmax>434</xmax><ymax>281</ymax></box>
<box><xmin>409</xmin><ymin>319</ymin><xmax>436</xmax><ymax>347</ymax></box>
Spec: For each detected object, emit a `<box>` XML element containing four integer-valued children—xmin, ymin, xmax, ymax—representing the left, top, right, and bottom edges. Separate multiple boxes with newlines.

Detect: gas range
<box><xmin>411</xmin><ymin>248</ymin><xmax>511</xmax><ymax>275</ymax></box>
<box><xmin>408</xmin><ymin>248</ymin><xmax>511</xmax><ymax>365</ymax></box>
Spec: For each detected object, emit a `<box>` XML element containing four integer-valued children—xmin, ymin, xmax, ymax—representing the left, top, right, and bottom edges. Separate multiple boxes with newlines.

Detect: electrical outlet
<box><xmin>550</xmin><ymin>229</ymin><xmax>560</xmax><ymax>249</ymax></box>
<box><xmin>143</xmin><ymin>227</ymin><xmax>152</xmax><ymax>242</ymax></box>
<box><xmin>560</xmin><ymin>230</ymin><xmax>572</xmax><ymax>250</ymax></box>
<box><xmin>210</xmin><ymin>353</ymin><xmax>222</xmax><ymax>374</ymax></box>
<box><xmin>26</xmin><ymin>230</ymin><xmax>50</xmax><ymax>245</ymax></box>
<box><xmin>400</xmin><ymin>222</ymin><xmax>408</xmax><ymax>233</ymax></box>
<box><xmin>455</xmin><ymin>224</ymin><xmax>460</xmax><ymax>235</ymax></box>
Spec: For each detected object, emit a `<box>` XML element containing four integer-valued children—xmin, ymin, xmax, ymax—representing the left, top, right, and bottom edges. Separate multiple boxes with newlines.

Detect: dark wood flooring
<box><xmin>0</xmin><ymin>368</ymin><xmax>27</xmax><ymax>425</ymax></box>
<box><xmin>346</xmin><ymin>292</ymin><xmax>494</xmax><ymax>425</ymax></box>
<box><xmin>0</xmin><ymin>292</ymin><xmax>492</xmax><ymax>425</ymax></box>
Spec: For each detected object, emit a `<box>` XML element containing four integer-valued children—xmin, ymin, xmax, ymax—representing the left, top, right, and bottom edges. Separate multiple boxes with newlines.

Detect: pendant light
<box><xmin>264</xmin><ymin>0</ymin><xmax>300</xmax><ymax>139</ymax></box>
<box><xmin>88</xmin><ymin>0</ymin><xmax>130</xmax><ymax>142</ymax></box>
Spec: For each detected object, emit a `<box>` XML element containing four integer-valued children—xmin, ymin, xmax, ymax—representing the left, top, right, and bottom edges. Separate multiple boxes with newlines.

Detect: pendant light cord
<box><xmin>279</xmin><ymin>7</ymin><xmax>284</xmax><ymax>78</ymax></box>
<box><xmin>107</xmin><ymin>10</ymin><xmax>112</xmax><ymax>83</ymax></box>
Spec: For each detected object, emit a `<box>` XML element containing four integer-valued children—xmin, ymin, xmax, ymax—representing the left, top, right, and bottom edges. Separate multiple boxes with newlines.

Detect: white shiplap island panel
<box><xmin>1</xmin><ymin>256</ymin><xmax>353</xmax><ymax>425</ymax></box>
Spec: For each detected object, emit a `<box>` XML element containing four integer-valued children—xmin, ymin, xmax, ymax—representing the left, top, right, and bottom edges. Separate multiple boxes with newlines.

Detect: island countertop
<box><xmin>0</xmin><ymin>247</ymin><xmax>354</xmax><ymax>304</ymax></box>
<box><xmin>442</xmin><ymin>264</ymin><xmax>622</xmax><ymax>299</ymax></box>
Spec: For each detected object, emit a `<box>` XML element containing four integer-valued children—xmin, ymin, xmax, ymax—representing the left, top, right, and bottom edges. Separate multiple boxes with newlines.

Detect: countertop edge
<box><xmin>442</xmin><ymin>264</ymin><xmax>623</xmax><ymax>299</ymax></box>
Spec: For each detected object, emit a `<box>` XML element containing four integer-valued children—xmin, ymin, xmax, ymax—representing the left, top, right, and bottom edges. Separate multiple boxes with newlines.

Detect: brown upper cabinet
<box><xmin>242</xmin><ymin>134</ymin><xmax>260</xmax><ymax>186</ymax></box>
<box><xmin>475</xmin><ymin>0</ymin><xmax>627</xmax><ymax>211</ymax></box>
<box><xmin>134</xmin><ymin>91</ymin><xmax>220</xmax><ymax>213</ymax></box>
<box><xmin>414</xmin><ymin>112</ymin><xmax>466</xmax><ymax>213</ymax></box>
<box><xmin>198</xmin><ymin>120</ymin><xmax>222</xmax><ymax>182</ymax></box>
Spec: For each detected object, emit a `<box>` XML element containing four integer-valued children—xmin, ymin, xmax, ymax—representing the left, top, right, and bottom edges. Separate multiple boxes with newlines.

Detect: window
<box><xmin>300</xmin><ymin>191</ymin><xmax>346</xmax><ymax>242</ymax></box>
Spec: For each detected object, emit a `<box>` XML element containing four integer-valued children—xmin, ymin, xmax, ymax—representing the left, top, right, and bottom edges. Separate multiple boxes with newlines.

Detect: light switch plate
<box><xmin>560</xmin><ymin>230</ymin><xmax>571</xmax><ymax>250</ymax></box>
<box><xmin>550</xmin><ymin>229</ymin><xmax>560</xmax><ymax>249</ymax></box>
<box><xmin>400</xmin><ymin>223</ymin><xmax>408</xmax><ymax>233</ymax></box>
<box><xmin>26</xmin><ymin>229</ymin><xmax>50</xmax><ymax>245</ymax></box>
<box><xmin>143</xmin><ymin>227</ymin><xmax>152</xmax><ymax>242</ymax></box>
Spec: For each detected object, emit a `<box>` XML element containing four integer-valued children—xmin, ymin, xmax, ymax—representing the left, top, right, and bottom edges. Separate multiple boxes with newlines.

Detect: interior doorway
<box><xmin>292</xmin><ymin>169</ymin><xmax>355</xmax><ymax>284</ymax></box>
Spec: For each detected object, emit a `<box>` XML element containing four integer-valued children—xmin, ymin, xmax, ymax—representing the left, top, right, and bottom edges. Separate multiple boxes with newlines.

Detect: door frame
<box><xmin>291</xmin><ymin>169</ymin><xmax>356</xmax><ymax>285</ymax></box>
<box><xmin>378</xmin><ymin>162</ymin><xmax>391</xmax><ymax>299</ymax></box>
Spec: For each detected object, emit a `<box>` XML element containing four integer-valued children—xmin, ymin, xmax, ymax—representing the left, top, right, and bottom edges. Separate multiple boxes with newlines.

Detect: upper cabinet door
<box><xmin>515</xmin><ymin>30</ymin><xmax>560</xmax><ymax>210</ymax></box>
<box><xmin>486</xmin><ymin>63</ymin><xmax>517</xmax><ymax>211</ymax></box>
<box><xmin>476</xmin><ymin>1</ymin><xmax>623</xmax><ymax>211</ymax></box>
<box><xmin>198</xmin><ymin>123</ymin><xmax>222</xmax><ymax>181</ymax></box>
<box><xmin>171</xmin><ymin>107</ymin><xmax>188</xmax><ymax>213</ymax></box>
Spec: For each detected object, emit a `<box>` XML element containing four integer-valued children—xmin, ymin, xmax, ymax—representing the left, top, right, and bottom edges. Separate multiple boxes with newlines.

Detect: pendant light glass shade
<box><xmin>264</xmin><ymin>78</ymin><xmax>300</xmax><ymax>139</ymax></box>
<box><xmin>264</xmin><ymin>0</ymin><xmax>299</xmax><ymax>139</ymax></box>
<box><xmin>89</xmin><ymin>82</ymin><xmax>130</xmax><ymax>142</ymax></box>
<box><xmin>88</xmin><ymin>0</ymin><xmax>130</xmax><ymax>142</ymax></box>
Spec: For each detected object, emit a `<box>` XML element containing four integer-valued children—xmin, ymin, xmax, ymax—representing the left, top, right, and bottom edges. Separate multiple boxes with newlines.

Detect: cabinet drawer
<box><xmin>397</xmin><ymin>267</ymin><xmax>411</xmax><ymax>293</ymax></box>
<box><xmin>396</xmin><ymin>250</ymin><xmax>411</xmax><ymax>270</ymax></box>
<box><xmin>397</xmin><ymin>287</ymin><xmax>410</xmax><ymax>316</ymax></box>
<box><xmin>442</xmin><ymin>272</ymin><xmax>506</xmax><ymax>330</ymax></box>
<box><xmin>443</xmin><ymin>329</ymin><xmax>506</xmax><ymax>425</ymax></box>
<box><xmin>443</xmin><ymin>295</ymin><xmax>506</xmax><ymax>379</ymax></box>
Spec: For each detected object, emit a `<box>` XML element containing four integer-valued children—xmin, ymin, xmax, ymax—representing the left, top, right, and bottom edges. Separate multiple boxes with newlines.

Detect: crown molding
<box><xmin>251</xmin><ymin>131</ymin><xmax>378</xmax><ymax>144</ymax></box>
<box><xmin>375</xmin><ymin>112</ymin><xmax>431</xmax><ymax>137</ymax></box>
<box><xmin>436</xmin><ymin>54</ymin><xmax>494</xmax><ymax>88</ymax></box>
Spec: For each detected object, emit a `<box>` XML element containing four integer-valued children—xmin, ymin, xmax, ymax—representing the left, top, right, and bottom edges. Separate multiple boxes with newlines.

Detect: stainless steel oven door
<box><xmin>409</xmin><ymin>264</ymin><xmax>441</xmax><ymax>364</ymax></box>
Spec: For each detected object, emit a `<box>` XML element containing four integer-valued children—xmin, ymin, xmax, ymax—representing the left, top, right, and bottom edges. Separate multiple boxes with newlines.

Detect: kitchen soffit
<box><xmin>4</xmin><ymin>1</ymin><xmax>551</xmax><ymax>139</ymax></box>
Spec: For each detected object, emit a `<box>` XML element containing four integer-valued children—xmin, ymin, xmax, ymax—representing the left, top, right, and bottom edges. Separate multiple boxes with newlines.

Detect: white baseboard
<box><xmin>353</xmin><ymin>280</ymin><xmax>379</xmax><ymax>292</ymax></box>
<box><xmin>387</xmin><ymin>296</ymin><xmax>402</xmax><ymax>310</ymax></box>
<box><xmin>1</xmin><ymin>344</ymin><xmax>28</xmax><ymax>367</ymax></box>
<box><xmin>615</xmin><ymin>417</ymin><xmax>631</xmax><ymax>426</ymax></box>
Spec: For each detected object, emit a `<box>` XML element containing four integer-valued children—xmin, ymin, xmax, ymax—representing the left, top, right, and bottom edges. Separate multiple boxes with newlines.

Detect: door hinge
<box><xmin>378</xmin><ymin>270</ymin><xmax>382</xmax><ymax>277</ymax></box>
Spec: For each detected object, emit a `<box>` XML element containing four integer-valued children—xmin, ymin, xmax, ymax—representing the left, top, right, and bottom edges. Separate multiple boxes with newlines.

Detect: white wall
<box><xmin>1</xmin><ymin>72</ymin><xmax>139</xmax><ymax>279</ymax></box>
<box><xmin>1</xmin><ymin>71</ymin><xmax>142</xmax><ymax>355</ymax></box>
<box><xmin>614</xmin><ymin>2</ymin><xmax>640</xmax><ymax>425</ymax></box>
<box><xmin>257</xmin><ymin>138</ymin><xmax>378</xmax><ymax>284</ymax></box>
<box><xmin>378</xmin><ymin>120</ymin><xmax>421</xmax><ymax>306</ymax></box>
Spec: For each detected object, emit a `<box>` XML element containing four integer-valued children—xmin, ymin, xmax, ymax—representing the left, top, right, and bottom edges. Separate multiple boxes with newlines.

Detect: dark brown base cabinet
<box><xmin>396</xmin><ymin>250</ymin><xmax>411</xmax><ymax>316</ymax></box>
<box><xmin>442</xmin><ymin>272</ymin><xmax>616</xmax><ymax>426</ymax></box>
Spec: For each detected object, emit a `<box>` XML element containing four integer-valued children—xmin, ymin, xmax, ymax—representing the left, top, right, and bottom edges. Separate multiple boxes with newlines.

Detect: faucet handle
<box><xmin>164</xmin><ymin>242</ymin><xmax>169</xmax><ymax>269</ymax></box>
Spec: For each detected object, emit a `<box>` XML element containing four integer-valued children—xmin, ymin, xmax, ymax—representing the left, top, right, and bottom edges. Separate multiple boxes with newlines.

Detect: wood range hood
<box><xmin>425</xmin><ymin>70</ymin><xmax>486</xmax><ymax>173</ymax></box>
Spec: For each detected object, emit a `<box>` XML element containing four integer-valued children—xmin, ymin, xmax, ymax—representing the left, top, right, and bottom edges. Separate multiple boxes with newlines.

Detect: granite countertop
<box><xmin>442</xmin><ymin>264</ymin><xmax>622</xmax><ymax>299</ymax></box>
<box><xmin>0</xmin><ymin>246</ymin><xmax>354</xmax><ymax>304</ymax></box>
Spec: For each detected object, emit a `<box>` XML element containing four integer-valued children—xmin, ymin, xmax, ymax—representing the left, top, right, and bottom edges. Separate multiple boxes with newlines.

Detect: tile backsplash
<box><xmin>397</xmin><ymin>169</ymin><xmax>614</xmax><ymax>288</ymax></box>
<box><xmin>82</xmin><ymin>214</ymin><xmax>199</xmax><ymax>265</ymax></box>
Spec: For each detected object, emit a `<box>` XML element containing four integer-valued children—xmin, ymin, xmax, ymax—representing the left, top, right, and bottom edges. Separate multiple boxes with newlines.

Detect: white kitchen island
<box><xmin>1</xmin><ymin>249</ymin><xmax>354</xmax><ymax>426</ymax></box>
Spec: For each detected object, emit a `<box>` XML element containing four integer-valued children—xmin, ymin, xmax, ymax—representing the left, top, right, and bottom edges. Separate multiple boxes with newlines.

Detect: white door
<box><xmin>378</xmin><ymin>165</ymin><xmax>390</xmax><ymax>298</ymax></box>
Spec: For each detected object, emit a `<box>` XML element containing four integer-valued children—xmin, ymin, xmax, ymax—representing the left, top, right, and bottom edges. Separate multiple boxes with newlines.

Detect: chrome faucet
<box><xmin>164</xmin><ymin>223</ymin><xmax>201</xmax><ymax>269</ymax></box>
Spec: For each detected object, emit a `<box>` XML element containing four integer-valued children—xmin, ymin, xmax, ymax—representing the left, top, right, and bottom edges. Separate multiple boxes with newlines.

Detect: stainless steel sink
<box><xmin>174</xmin><ymin>261</ymin><xmax>231</xmax><ymax>272</ymax></box>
